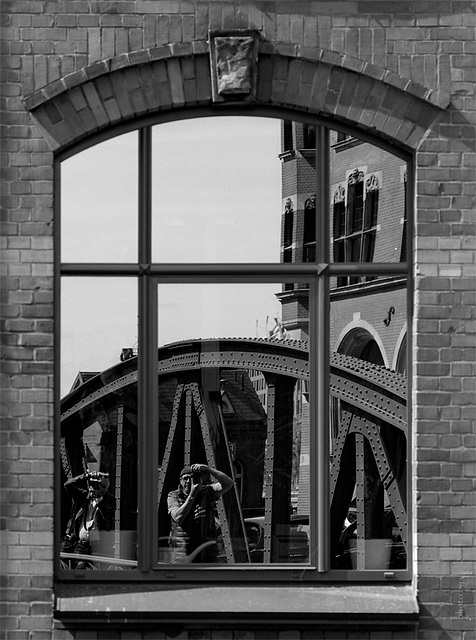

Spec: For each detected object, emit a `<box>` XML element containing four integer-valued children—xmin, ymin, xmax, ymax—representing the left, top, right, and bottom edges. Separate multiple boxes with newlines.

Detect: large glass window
<box><xmin>61</xmin><ymin>133</ymin><xmax>138</xmax><ymax>263</ymax></box>
<box><xmin>156</xmin><ymin>282</ymin><xmax>310</xmax><ymax>565</ymax></box>
<box><xmin>60</xmin><ymin>278</ymin><xmax>138</xmax><ymax>570</ymax></box>
<box><xmin>58</xmin><ymin>116</ymin><xmax>410</xmax><ymax>580</ymax></box>
<box><xmin>151</xmin><ymin>118</ymin><xmax>281</xmax><ymax>263</ymax></box>
<box><xmin>330</xmin><ymin>293</ymin><xmax>408</xmax><ymax>572</ymax></box>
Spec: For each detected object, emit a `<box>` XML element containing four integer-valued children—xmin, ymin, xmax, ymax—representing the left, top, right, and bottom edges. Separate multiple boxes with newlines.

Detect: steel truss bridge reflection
<box><xmin>60</xmin><ymin>338</ymin><xmax>407</xmax><ymax>568</ymax></box>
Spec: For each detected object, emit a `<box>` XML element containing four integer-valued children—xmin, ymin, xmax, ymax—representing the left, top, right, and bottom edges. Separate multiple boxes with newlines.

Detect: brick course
<box><xmin>1</xmin><ymin>2</ymin><xmax>475</xmax><ymax>639</ymax></box>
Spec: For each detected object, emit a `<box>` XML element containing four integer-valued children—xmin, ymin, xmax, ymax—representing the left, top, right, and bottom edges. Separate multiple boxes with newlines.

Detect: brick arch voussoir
<box><xmin>24</xmin><ymin>40</ymin><xmax>447</xmax><ymax>153</ymax></box>
<box><xmin>259</xmin><ymin>53</ymin><xmax>444</xmax><ymax>151</ymax></box>
<box><xmin>25</xmin><ymin>51</ymin><xmax>213</xmax><ymax>151</ymax></box>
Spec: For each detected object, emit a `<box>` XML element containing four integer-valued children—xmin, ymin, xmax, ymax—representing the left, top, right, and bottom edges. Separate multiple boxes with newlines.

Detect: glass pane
<box><xmin>329</xmin><ymin>282</ymin><xmax>408</xmax><ymax>571</ymax></box>
<box><xmin>330</xmin><ymin>131</ymin><xmax>407</xmax><ymax>264</ymax></box>
<box><xmin>151</xmin><ymin>117</ymin><xmax>281</xmax><ymax>263</ymax></box>
<box><xmin>156</xmin><ymin>282</ymin><xmax>311</xmax><ymax>565</ymax></box>
<box><xmin>60</xmin><ymin>278</ymin><xmax>138</xmax><ymax>571</ymax></box>
<box><xmin>61</xmin><ymin>132</ymin><xmax>138</xmax><ymax>263</ymax></box>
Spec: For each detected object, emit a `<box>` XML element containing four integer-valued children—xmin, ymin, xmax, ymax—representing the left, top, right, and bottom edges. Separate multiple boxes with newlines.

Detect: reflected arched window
<box><xmin>359</xmin><ymin>338</ymin><xmax>385</xmax><ymax>366</ymax></box>
<box><xmin>303</xmin><ymin>194</ymin><xmax>316</xmax><ymax>262</ymax></box>
<box><xmin>396</xmin><ymin>334</ymin><xmax>407</xmax><ymax>375</ymax></box>
<box><xmin>337</xmin><ymin>329</ymin><xmax>384</xmax><ymax>366</ymax></box>
<box><xmin>333</xmin><ymin>184</ymin><xmax>346</xmax><ymax>287</ymax></box>
<box><xmin>347</xmin><ymin>169</ymin><xmax>365</xmax><ymax>235</ymax></box>
<box><xmin>333</xmin><ymin>170</ymin><xmax>380</xmax><ymax>286</ymax></box>
<box><xmin>303</xmin><ymin>124</ymin><xmax>316</xmax><ymax>149</ymax></box>
<box><xmin>283</xmin><ymin>197</ymin><xmax>294</xmax><ymax>253</ymax></box>
<box><xmin>283</xmin><ymin>197</ymin><xmax>294</xmax><ymax>290</ymax></box>
<box><xmin>282</xmin><ymin>120</ymin><xmax>293</xmax><ymax>152</ymax></box>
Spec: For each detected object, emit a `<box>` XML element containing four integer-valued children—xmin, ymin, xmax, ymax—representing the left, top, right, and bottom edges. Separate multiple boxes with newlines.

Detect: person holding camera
<box><xmin>62</xmin><ymin>471</ymin><xmax>115</xmax><ymax>568</ymax></box>
<box><xmin>167</xmin><ymin>463</ymin><xmax>233</xmax><ymax>563</ymax></box>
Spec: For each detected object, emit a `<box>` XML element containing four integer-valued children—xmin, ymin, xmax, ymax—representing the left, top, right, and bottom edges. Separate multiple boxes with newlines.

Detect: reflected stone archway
<box><xmin>338</xmin><ymin>328</ymin><xmax>385</xmax><ymax>367</ymax></box>
<box><xmin>395</xmin><ymin>334</ymin><xmax>408</xmax><ymax>375</ymax></box>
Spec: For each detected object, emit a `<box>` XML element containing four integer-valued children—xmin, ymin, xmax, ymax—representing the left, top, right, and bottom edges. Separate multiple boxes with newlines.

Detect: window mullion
<box><xmin>137</xmin><ymin>126</ymin><xmax>155</xmax><ymax>571</ymax></box>
<box><xmin>139</xmin><ymin>126</ymin><xmax>152</xmax><ymax>265</ymax></box>
<box><xmin>315</xmin><ymin>126</ymin><xmax>330</xmax><ymax>572</ymax></box>
<box><xmin>316</xmin><ymin>126</ymin><xmax>330</xmax><ymax>264</ymax></box>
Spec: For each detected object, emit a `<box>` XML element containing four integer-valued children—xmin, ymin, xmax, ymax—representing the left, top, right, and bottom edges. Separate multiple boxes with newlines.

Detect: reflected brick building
<box><xmin>279</xmin><ymin>123</ymin><xmax>407</xmax><ymax>370</ymax></box>
<box><xmin>277</xmin><ymin>123</ymin><xmax>409</xmax><ymax>520</ymax></box>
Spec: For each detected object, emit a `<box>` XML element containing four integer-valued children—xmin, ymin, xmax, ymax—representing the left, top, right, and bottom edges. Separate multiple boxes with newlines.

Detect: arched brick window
<box><xmin>57</xmin><ymin>114</ymin><xmax>411</xmax><ymax>588</ymax></box>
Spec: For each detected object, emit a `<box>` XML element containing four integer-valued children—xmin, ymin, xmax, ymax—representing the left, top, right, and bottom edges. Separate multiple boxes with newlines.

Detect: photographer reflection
<box><xmin>167</xmin><ymin>463</ymin><xmax>233</xmax><ymax>563</ymax></box>
<box><xmin>62</xmin><ymin>471</ymin><xmax>115</xmax><ymax>569</ymax></box>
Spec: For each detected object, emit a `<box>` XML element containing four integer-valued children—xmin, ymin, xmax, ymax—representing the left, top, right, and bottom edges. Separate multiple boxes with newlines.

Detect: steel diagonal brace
<box><xmin>262</xmin><ymin>378</ymin><xmax>276</xmax><ymax>564</ymax></box>
<box><xmin>184</xmin><ymin>387</ymin><xmax>193</xmax><ymax>464</ymax></box>
<box><xmin>354</xmin><ymin>433</ymin><xmax>366</xmax><ymax>570</ymax></box>
<box><xmin>189</xmin><ymin>382</ymin><xmax>235</xmax><ymax>564</ymax></box>
<box><xmin>349</xmin><ymin>414</ymin><xmax>407</xmax><ymax>554</ymax></box>
<box><xmin>330</xmin><ymin>374</ymin><xmax>406</xmax><ymax>432</ymax></box>
<box><xmin>114</xmin><ymin>405</ymin><xmax>124</xmax><ymax>559</ymax></box>
<box><xmin>329</xmin><ymin>404</ymin><xmax>354</xmax><ymax>502</ymax></box>
<box><xmin>158</xmin><ymin>383</ymin><xmax>184</xmax><ymax>506</ymax></box>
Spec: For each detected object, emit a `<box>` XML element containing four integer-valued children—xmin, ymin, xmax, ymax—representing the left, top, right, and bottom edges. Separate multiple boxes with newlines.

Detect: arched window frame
<box><xmin>55</xmin><ymin>110</ymin><xmax>413</xmax><ymax>587</ymax></box>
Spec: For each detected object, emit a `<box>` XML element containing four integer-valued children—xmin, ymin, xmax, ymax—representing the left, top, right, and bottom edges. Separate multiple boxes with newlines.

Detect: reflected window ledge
<box><xmin>55</xmin><ymin>583</ymin><xmax>418</xmax><ymax>629</ymax></box>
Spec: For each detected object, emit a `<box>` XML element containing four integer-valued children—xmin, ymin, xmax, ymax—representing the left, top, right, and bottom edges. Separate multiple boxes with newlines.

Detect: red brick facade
<box><xmin>1</xmin><ymin>2</ymin><xmax>475</xmax><ymax>639</ymax></box>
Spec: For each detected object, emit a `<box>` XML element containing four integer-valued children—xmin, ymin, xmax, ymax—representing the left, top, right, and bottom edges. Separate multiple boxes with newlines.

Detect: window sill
<box><xmin>55</xmin><ymin>583</ymin><xmax>418</xmax><ymax>630</ymax></box>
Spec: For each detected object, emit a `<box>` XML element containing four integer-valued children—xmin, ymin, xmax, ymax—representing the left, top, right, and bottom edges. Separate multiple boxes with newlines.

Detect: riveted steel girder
<box><xmin>61</xmin><ymin>338</ymin><xmax>406</xmax><ymax>432</ymax></box>
<box><xmin>60</xmin><ymin>337</ymin><xmax>408</xmax><ymax>568</ymax></box>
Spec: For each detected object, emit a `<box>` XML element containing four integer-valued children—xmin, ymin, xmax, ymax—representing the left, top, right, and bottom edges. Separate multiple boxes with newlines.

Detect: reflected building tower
<box><xmin>276</xmin><ymin>121</ymin><xmax>317</xmax><ymax>342</ymax></box>
<box><xmin>277</xmin><ymin>121</ymin><xmax>408</xmax><ymax>363</ymax></box>
<box><xmin>277</xmin><ymin>122</ymin><xmax>408</xmax><ymax>516</ymax></box>
<box><xmin>276</xmin><ymin>121</ymin><xmax>317</xmax><ymax>515</ymax></box>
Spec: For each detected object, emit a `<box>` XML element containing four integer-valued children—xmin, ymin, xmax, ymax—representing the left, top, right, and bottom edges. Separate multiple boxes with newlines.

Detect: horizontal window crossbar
<box><xmin>60</xmin><ymin>262</ymin><xmax>407</xmax><ymax>277</ymax></box>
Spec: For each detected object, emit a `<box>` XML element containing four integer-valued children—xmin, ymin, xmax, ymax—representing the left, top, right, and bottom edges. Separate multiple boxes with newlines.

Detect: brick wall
<box><xmin>1</xmin><ymin>2</ymin><xmax>474</xmax><ymax>639</ymax></box>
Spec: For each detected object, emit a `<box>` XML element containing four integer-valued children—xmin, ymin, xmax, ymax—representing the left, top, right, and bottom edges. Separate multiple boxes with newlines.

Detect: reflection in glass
<box><xmin>329</xmin><ymin>285</ymin><xmax>408</xmax><ymax>571</ymax></box>
<box><xmin>151</xmin><ymin>117</ymin><xmax>281</xmax><ymax>263</ymax></box>
<box><xmin>156</xmin><ymin>283</ymin><xmax>310</xmax><ymax>564</ymax></box>
<box><xmin>60</xmin><ymin>278</ymin><xmax>138</xmax><ymax>570</ymax></box>
<box><xmin>60</xmin><ymin>390</ymin><xmax>138</xmax><ymax>571</ymax></box>
<box><xmin>279</xmin><ymin>120</ymin><xmax>317</xmax><ymax>266</ymax></box>
<box><xmin>57</xmin><ymin>116</ymin><xmax>412</xmax><ymax>575</ymax></box>
<box><xmin>329</xmin><ymin>132</ymin><xmax>407</xmax><ymax>269</ymax></box>
<box><xmin>61</xmin><ymin>132</ymin><xmax>138</xmax><ymax>263</ymax></box>
<box><xmin>60</xmin><ymin>278</ymin><xmax>138</xmax><ymax>396</ymax></box>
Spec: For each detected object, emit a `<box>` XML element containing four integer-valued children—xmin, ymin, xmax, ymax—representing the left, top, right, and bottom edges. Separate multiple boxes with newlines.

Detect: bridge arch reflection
<box><xmin>60</xmin><ymin>338</ymin><xmax>406</xmax><ymax>570</ymax></box>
